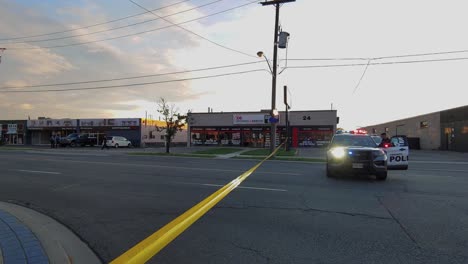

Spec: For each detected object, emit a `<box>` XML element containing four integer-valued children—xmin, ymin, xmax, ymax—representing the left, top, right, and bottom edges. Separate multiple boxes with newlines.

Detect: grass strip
<box><xmin>193</xmin><ymin>148</ymin><xmax>243</xmax><ymax>155</ymax></box>
<box><xmin>128</xmin><ymin>152</ymin><xmax>216</xmax><ymax>158</ymax></box>
<box><xmin>240</xmin><ymin>149</ymin><xmax>297</xmax><ymax>156</ymax></box>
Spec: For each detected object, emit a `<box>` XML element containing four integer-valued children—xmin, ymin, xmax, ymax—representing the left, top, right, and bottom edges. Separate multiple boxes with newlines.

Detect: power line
<box><xmin>4</xmin><ymin>56</ymin><xmax>467</xmax><ymax>90</ymax></box>
<box><xmin>5</xmin><ymin>1</ymin><xmax>259</xmax><ymax>51</ymax></box>
<box><xmin>0</xmin><ymin>69</ymin><xmax>267</xmax><ymax>93</ymax></box>
<box><xmin>1</xmin><ymin>0</ymin><xmax>224</xmax><ymax>45</ymax></box>
<box><xmin>0</xmin><ymin>0</ymin><xmax>193</xmax><ymax>42</ymax></box>
<box><xmin>127</xmin><ymin>0</ymin><xmax>257</xmax><ymax>58</ymax></box>
<box><xmin>287</xmin><ymin>49</ymin><xmax>468</xmax><ymax>62</ymax></box>
<box><xmin>287</xmin><ymin>57</ymin><xmax>468</xmax><ymax>69</ymax></box>
<box><xmin>352</xmin><ymin>59</ymin><xmax>371</xmax><ymax>94</ymax></box>
<box><xmin>0</xmin><ymin>61</ymin><xmax>264</xmax><ymax>89</ymax></box>
<box><xmin>374</xmin><ymin>49</ymin><xmax>468</xmax><ymax>60</ymax></box>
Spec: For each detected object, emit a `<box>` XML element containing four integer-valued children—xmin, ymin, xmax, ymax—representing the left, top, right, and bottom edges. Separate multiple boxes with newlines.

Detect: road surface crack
<box><xmin>215</xmin><ymin>205</ymin><xmax>392</xmax><ymax>221</ymax></box>
<box><xmin>230</xmin><ymin>241</ymin><xmax>271</xmax><ymax>264</ymax></box>
<box><xmin>376</xmin><ymin>196</ymin><xmax>420</xmax><ymax>248</ymax></box>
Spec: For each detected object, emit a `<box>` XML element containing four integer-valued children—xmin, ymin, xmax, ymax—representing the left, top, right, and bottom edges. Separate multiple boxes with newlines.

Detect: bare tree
<box><xmin>156</xmin><ymin>98</ymin><xmax>187</xmax><ymax>153</ymax></box>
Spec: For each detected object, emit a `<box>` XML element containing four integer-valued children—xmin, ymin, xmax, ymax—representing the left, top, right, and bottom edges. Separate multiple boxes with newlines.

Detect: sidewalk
<box><xmin>0</xmin><ymin>202</ymin><xmax>101</xmax><ymax>264</ymax></box>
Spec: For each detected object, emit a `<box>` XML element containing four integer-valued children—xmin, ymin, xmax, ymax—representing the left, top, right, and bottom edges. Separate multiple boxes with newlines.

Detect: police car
<box><xmin>326</xmin><ymin>131</ymin><xmax>409</xmax><ymax>180</ymax></box>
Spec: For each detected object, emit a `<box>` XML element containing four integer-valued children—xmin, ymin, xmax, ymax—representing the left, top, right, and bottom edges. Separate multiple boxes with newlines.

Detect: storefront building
<box><xmin>26</xmin><ymin>118</ymin><xmax>142</xmax><ymax>146</ymax></box>
<box><xmin>0</xmin><ymin>120</ymin><xmax>27</xmax><ymax>145</ymax></box>
<box><xmin>187</xmin><ymin>110</ymin><xmax>338</xmax><ymax>148</ymax></box>
<box><xmin>27</xmin><ymin>118</ymin><xmax>78</xmax><ymax>145</ymax></box>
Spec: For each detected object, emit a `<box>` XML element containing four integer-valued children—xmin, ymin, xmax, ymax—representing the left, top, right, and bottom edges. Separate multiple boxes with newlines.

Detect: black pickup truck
<box><xmin>60</xmin><ymin>133</ymin><xmax>97</xmax><ymax>147</ymax></box>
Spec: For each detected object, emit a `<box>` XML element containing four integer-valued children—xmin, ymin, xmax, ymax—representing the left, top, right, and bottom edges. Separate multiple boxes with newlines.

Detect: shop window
<box><xmin>420</xmin><ymin>121</ymin><xmax>429</xmax><ymax>128</ymax></box>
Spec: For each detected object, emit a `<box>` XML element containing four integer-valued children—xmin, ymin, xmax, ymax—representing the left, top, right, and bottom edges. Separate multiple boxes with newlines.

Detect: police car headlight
<box><xmin>330</xmin><ymin>148</ymin><xmax>346</xmax><ymax>159</ymax></box>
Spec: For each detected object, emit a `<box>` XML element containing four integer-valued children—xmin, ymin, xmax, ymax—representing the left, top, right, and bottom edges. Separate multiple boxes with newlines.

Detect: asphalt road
<box><xmin>0</xmin><ymin>149</ymin><xmax>467</xmax><ymax>264</ymax></box>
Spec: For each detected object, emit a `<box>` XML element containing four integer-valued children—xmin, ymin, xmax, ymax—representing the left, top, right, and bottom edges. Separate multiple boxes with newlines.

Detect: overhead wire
<box><xmin>4</xmin><ymin>1</ymin><xmax>260</xmax><ymax>51</ymax></box>
<box><xmin>286</xmin><ymin>57</ymin><xmax>468</xmax><ymax>69</ymax></box>
<box><xmin>127</xmin><ymin>0</ymin><xmax>257</xmax><ymax>58</ymax></box>
<box><xmin>3</xmin><ymin>56</ymin><xmax>468</xmax><ymax>93</ymax></box>
<box><xmin>352</xmin><ymin>59</ymin><xmax>371</xmax><ymax>94</ymax></box>
<box><xmin>286</xmin><ymin>49</ymin><xmax>468</xmax><ymax>62</ymax></box>
<box><xmin>0</xmin><ymin>69</ymin><xmax>268</xmax><ymax>93</ymax></box>
<box><xmin>1</xmin><ymin>0</ymin><xmax>225</xmax><ymax>45</ymax></box>
<box><xmin>0</xmin><ymin>0</ymin><xmax>193</xmax><ymax>42</ymax></box>
<box><xmin>0</xmin><ymin>61</ymin><xmax>265</xmax><ymax>89</ymax></box>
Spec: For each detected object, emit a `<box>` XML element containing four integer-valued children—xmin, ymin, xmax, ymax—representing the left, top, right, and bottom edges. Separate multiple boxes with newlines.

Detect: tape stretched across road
<box><xmin>110</xmin><ymin>143</ymin><xmax>285</xmax><ymax>264</ymax></box>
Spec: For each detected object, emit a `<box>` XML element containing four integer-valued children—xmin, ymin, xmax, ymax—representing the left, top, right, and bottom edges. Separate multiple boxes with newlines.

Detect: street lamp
<box><xmin>257</xmin><ymin>51</ymin><xmax>273</xmax><ymax>74</ymax></box>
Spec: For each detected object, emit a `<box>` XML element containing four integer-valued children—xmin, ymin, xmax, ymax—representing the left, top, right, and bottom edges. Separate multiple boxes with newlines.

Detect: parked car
<box><xmin>106</xmin><ymin>136</ymin><xmax>132</xmax><ymax>148</ymax></box>
<box><xmin>60</xmin><ymin>133</ymin><xmax>97</xmax><ymax>147</ymax></box>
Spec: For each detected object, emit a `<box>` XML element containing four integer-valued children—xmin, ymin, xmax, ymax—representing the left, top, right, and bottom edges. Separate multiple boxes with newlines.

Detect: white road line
<box><xmin>25</xmin><ymin>151</ymin><xmax>109</xmax><ymax>157</ymax></box>
<box><xmin>175</xmin><ymin>182</ymin><xmax>287</xmax><ymax>192</ymax></box>
<box><xmin>411</xmin><ymin>160</ymin><xmax>468</xmax><ymax>165</ymax></box>
<box><xmin>14</xmin><ymin>169</ymin><xmax>61</xmax><ymax>175</ymax></box>
<box><xmin>411</xmin><ymin>168</ymin><xmax>468</xmax><ymax>173</ymax></box>
<box><xmin>52</xmin><ymin>183</ymin><xmax>80</xmax><ymax>191</ymax></box>
<box><xmin>5</xmin><ymin>157</ymin><xmax>302</xmax><ymax>176</ymax></box>
<box><xmin>202</xmin><ymin>183</ymin><xmax>287</xmax><ymax>192</ymax></box>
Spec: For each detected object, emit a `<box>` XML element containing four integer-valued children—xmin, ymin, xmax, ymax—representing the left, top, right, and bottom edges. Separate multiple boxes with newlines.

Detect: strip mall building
<box><xmin>187</xmin><ymin>110</ymin><xmax>338</xmax><ymax>147</ymax></box>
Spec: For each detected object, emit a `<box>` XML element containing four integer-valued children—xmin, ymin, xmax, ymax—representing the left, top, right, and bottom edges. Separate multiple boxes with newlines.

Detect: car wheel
<box><xmin>376</xmin><ymin>171</ymin><xmax>387</xmax><ymax>181</ymax></box>
<box><xmin>127</xmin><ymin>143</ymin><xmax>132</xmax><ymax>148</ymax></box>
<box><xmin>70</xmin><ymin>142</ymin><xmax>76</xmax><ymax>147</ymax></box>
<box><xmin>115</xmin><ymin>144</ymin><xmax>119</xmax><ymax>148</ymax></box>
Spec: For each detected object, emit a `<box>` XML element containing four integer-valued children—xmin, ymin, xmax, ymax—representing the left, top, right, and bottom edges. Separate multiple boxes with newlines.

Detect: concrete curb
<box><xmin>0</xmin><ymin>202</ymin><xmax>101</xmax><ymax>264</ymax></box>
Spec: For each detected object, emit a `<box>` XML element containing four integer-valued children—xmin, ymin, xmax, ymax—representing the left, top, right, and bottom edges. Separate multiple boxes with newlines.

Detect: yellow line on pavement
<box><xmin>110</xmin><ymin>143</ymin><xmax>284</xmax><ymax>264</ymax></box>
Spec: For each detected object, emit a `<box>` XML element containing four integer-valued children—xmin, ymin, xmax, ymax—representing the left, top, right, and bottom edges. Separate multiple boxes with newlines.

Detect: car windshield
<box><xmin>330</xmin><ymin>135</ymin><xmax>377</xmax><ymax>147</ymax></box>
<box><xmin>371</xmin><ymin>136</ymin><xmax>382</xmax><ymax>145</ymax></box>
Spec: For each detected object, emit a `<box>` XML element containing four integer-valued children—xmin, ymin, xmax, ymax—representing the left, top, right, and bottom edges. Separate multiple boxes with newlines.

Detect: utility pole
<box><xmin>261</xmin><ymin>0</ymin><xmax>295</xmax><ymax>153</ymax></box>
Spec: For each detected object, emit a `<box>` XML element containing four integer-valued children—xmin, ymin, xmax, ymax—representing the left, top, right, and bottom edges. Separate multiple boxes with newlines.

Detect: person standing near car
<box><xmin>101</xmin><ymin>136</ymin><xmax>109</xmax><ymax>150</ymax></box>
<box><xmin>378</xmin><ymin>133</ymin><xmax>392</xmax><ymax>147</ymax></box>
<box><xmin>50</xmin><ymin>134</ymin><xmax>55</xmax><ymax>148</ymax></box>
<box><xmin>55</xmin><ymin>134</ymin><xmax>61</xmax><ymax>148</ymax></box>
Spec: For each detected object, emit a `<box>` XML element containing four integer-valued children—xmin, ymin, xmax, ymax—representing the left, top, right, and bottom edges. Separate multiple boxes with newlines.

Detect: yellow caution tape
<box><xmin>110</xmin><ymin>143</ymin><xmax>285</xmax><ymax>264</ymax></box>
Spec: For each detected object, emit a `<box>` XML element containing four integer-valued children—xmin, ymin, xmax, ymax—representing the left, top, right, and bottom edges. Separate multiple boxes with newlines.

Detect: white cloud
<box><xmin>11</xmin><ymin>45</ymin><xmax>75</xmax><ymax>75</ymax></box>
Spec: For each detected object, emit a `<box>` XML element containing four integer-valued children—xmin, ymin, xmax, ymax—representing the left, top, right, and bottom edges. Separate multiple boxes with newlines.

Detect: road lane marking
<box><xmin>202</xmin><ymin>183</ymin><xmax>287</xmax><ymax>192</ymax></box>
<box><xmin>2</xmin><ymin>157</ymin><xmax>302</xmax><ymax>176</ymax></box>
<box><xmin>410</xmin><ymin>168</ymin><xmax>468</xmax><ymax>173</ymax></box>
<box><xmin>175</xmin><ymin>182</ymin><xmax>287</xmax><ymax>192</ymax></box>
<box><xmin>25</xmin><ymin>150</ymin><xmax>109</xmax><ymax>157</ymax></box>
<box><xmin>13</xmin><ymin>169</ymin><xmax>61</xmax><ymax>175</ymax></box>
<box><xmin>52</xmin><ymin>183</ymin><xmax>80</xmax><ymax>191</ymax></box>
<box><xmin>411</xmin><ymin>160</ymin><xmax>468</xmax><ymax>165</ymax></box>
<box><xmin>110</xmin><ymin>142</ymin><xmax>285</xmax><ymax>264</ymax></box>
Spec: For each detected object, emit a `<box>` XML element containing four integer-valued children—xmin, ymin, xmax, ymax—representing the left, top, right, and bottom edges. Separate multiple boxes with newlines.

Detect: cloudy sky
<box><xmin>0</xmin><ymin>0</ymin><xmax>467</xmax><ymax>130</ymax></box>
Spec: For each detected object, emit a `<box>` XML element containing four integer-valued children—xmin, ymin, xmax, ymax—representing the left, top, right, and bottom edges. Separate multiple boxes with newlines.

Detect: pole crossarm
<box><xmin>261</xmin><ymin>0</ymin><xmax>296</xmax><ymax>6</ymax></box>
